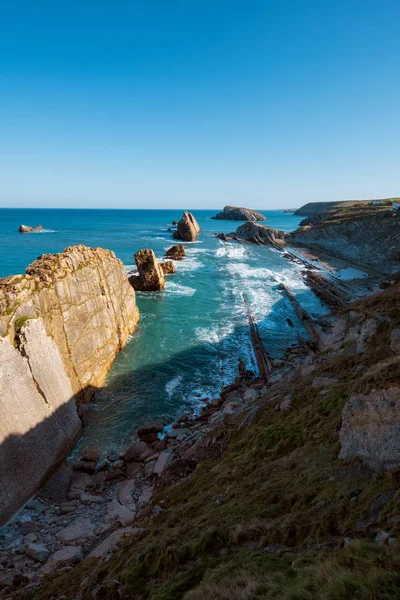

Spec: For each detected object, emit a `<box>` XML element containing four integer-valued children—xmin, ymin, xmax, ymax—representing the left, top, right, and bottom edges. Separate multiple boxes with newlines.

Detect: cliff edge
<box><xmin>0</xmin><ymin>245</ymin><xmax>139</xmax><ymax>524</ymax></box>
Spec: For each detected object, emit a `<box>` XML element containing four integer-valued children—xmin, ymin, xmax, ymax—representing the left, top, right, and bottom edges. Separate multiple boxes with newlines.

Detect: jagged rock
<box><xmin>172</xmin><ymin>211</ymin><xmax>200</xmax><ymax>242</ymax></box>
<box><xmin>18</xmin><ymin>224</ymin><xmax>43</xmax><ymax>232</ymax></box>
<box><xmin>42</xmin><ymin>546</ymin><xmax>82</xmax><ymax>573</ymax></box>
<box><xmin>80</xmin><ymin>493</ymin><xmax>104</xmax><ymax>504</ymax></box>
<box><xmin>339</xmin><ymin>387</ymin><xmax>400</xmax><ymax>470</ymax></box>
<box><xmin>160</xmin><ymin>261</ymin><xmax>176</xmax><ymax>275</ymax></box>
<box><xmin>212</xmin><ymin>206</ymin><xmax>266</xmax><ymax>222</ymax></box>
<box><xmin>138</xmin><ymin>486</ymin><xmax>153</xmax><ymax>505</ymax></box>
<box><xmin>165</xmin><ymin>245</ymin><xmax>186</xmax><ymax>260</ymax></box>
<box><xmin>128</xmin><ymin>249</ymin><xmax>165</xmax><ymax>291</ymax></box>
<box><xmin>25</xmin><ymin>542</ymin><xmax>50</xmax><ymax>562</ymax></box>
<box><xmin>391</xmin><ymin>329</ymin><xmax>400</xmax><ymax>355</ymax></box>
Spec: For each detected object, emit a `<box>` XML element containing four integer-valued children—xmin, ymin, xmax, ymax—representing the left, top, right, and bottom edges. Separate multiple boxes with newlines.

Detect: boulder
<box><xmin>212</xmin><ymin>206</ymin><xmax>266</xmax><ymax>222</ymax></box>
<box><xmin>105</xmin><ymin>499</ymin><xmax>136</xmax><ymax>527</ymax></box>
<box><xmin>160</xmin><ymin>261</ymin><xmax>176</xmax><ymax>275</ymax></box>
<box><xmin>172</xmin><ymin>212</ymin><xmax>200</xmax><ymax>242</ymax></box>
<box><xmin>153</xmin><ymin>449</ymin><xmax>173</xmax><ymax>476</ymax></box>
<box><xmin>42</xmin><ymin>546</ymin><xmax>82</xmax><ymax>573</ymax></box>
<box><xmin>124</xmin><ymin>441</ymin><xmax>149</xmax><ymax>462</ymax></box>
<box><xmin>137</xmin><ymin>420</ymin><xmax>165</xmax><ymax>437</ymax></box>
<box><xmin>165</xmin><ymin>245</ymin><xmax>186</xmax><ymax>260</ymax></box>
<box><xmin>25</xmin><ymin>542</ymin><xmax>50</xmax><ymax>563</ymax></box>
<box><xmin>56</xmin><ymin>518</ymin><xmax>96</xmax><ymax>544</ymax></box>
<box><xmin>128</xmin><ymin>249</ymin><xmax>165</xmax><ymax>291</ymax></box>
<box><xmin>18</xmin><ymin>224</ymin><xmax>44</xmax><ymax>233</ymax></box>
<box><xmin>80</xmin><ymin>447</ymin><xmax>100</xmax><ymax>463</ymax></box>
<box><xmin>339</xmin><ymin>387</ymin><xmax>400</xmax><ymax>470</ymax></box>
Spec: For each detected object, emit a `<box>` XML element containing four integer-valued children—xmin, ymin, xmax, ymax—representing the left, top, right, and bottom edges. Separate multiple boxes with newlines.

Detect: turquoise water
<box><xmin>0</xmin><ymin>209</ymin><xmax>327</xmax><ymax>454</ymax></box>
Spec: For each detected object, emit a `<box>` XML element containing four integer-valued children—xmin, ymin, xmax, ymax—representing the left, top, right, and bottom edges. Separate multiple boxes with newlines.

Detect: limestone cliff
<box><xmin>0</xmin><ymin>245</ymin><xmax>139</xmax><ymax>402</ymax></box>
<box><xmin>0</xmin><ymin>245</ymin><xmax>139</xmax><ymax>524</ymax></box>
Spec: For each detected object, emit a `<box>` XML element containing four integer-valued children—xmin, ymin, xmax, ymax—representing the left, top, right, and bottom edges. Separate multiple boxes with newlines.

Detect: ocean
<box><xmin>0</xmin><ymin>208</ymin><xmax>327</xmax><ymax>455</ymax></box>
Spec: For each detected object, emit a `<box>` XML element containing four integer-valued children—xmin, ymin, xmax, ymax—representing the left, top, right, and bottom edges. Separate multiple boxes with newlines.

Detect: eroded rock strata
<box><xmin>212</xmin><ymin>205</ymin><xmax>267</xmax><ymax>221</ymax></box>
<box><xmin>172</xmin><ymin>211</ymin><xmax>200</xmax><ymax>242</ymax></box>
<box><xmin>128</xmin><ymin>249</ymin><xmax>165</xmax><ymax>291</ymax></box>
<box><xmin>0</xmin><ymin>245</ymin><xmax>139</xmax><ymax>524</ymax></box>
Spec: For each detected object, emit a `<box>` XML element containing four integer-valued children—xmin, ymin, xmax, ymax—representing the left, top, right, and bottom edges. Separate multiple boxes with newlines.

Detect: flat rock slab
<box><xmin>56</xmin><ymin>518</ymin><xmax>97</xmax><ymax>544</ymax></box>
<box><xmin>87</xmin><ymin>528</ymin><xmax>142</xmax><ymax>559</ymax></box>
<box><xmin>154</xmin><ymin>450</ymin><xmax>173</xmax><ymax>476</ymax></box>
<box><xmin>105</xmin><ymin>500</ymin><xmax>136</xmax><ymax>527</ymax></box>
<box><xmin>25</xmin><ymin>542</ymin><xmax>50</xmax><ymax>562</ymax></box>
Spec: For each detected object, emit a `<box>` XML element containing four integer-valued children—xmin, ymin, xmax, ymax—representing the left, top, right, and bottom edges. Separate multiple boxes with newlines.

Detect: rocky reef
<box><xmin>165</xmin><ymin>244</ymin><xmax>186</xmax><ymax>260</ymax></box>
<box><xmin>0</xmin><ymin>245</ymin><xmax>139</xmax><ymax>524</ymax></box>
<box><xmin>18</xmin><ymin>224</ymin><xmax>43</xmax><ymax>233</ymax></box>
<box><xmin>226</xmin><ymin>221</ymin><xmax>287</xmax><ymax>248</ymax></box>
<box><xmin>172</xmin><ymin>211</ymin><xmax>200</xmax><ymax>241</ymax></box>
<box><xmin>212</xmin><ymin>205</ymin><xmax>267</xmax><ymax>221</ymax></box>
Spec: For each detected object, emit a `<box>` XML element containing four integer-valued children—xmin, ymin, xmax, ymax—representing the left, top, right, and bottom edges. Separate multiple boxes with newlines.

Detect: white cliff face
<box><xmin>0</xmin><ymin>320</ymin><xmax>81</xmax><ymax>524</ymax></box>
<box><xmin>0</xmin><ymin>245</ymin><xmax>140</xmax><ymax>524</ymax></box>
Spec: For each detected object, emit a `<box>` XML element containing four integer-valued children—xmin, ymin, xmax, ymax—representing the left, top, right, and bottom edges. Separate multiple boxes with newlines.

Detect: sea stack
<box><xmin>173</xmin><ymin>211</ymin><xmax>200</xmax><ymax>242</ymax></box>
<box><xmin>129</xmin><ymin>249</ymin><xmax>165</xmax><ymax>291</ymax></box>
<box><xmin>212</xmin><ymin>206</ymin><xmax>266</xmax><ymax>222</ymax></box>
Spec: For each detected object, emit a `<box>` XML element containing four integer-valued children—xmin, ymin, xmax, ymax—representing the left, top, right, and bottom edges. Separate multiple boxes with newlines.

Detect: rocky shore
<box><xmin>1</xmin><ymin>205</ymin><xmax>400</xmax><ymax>599</ymax></box>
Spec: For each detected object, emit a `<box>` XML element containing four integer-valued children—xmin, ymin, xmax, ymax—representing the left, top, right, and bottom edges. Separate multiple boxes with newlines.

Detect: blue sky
<box><xmin>1</xmin><ymin>0</ymin><xmax>399</xmax><ymax>209</ymax></box>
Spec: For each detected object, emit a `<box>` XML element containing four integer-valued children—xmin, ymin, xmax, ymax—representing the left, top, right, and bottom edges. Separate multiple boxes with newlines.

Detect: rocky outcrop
<box><xmin>172</xmin><ymin>212</ymin><xmax>200</xmax><ymax>242</ymax></box>
<box><xmin>234</xmin><ymin>222</ymin><xmax>287</xmax><ymax>248</ymax></box>
<box><xmin>289</xmin><ymin>214</ymin><xmax>400</xmax><ymax>273</ymax></box>
<box><xmin>212</xmin><ymin>206</ymin><xmax>266</xmax><ymax>222</ymax></box>
<box><xmin>129</xmin><ymin>249</ymin><xmax>165</xmax><ymax>291</ymax></box>
<box><xmin>18</xmin><ymin>224</ymin><xmax>44</xmax><ymax>232</ymax></box>
<box><xmin>160</xmin><ymin>261</ymin><xmax>176</xmax><ymax>275</ymax></box>
<box><xmin>0</xmin><ymin>245</ymin><xmax>139</xmax><ymax>402</ymax></box>
<box><xmin>0</xmin><ymin>245</ymin><xmax>139</xmax><ymax>524</ymax></box>
<box><xmin>339</xmin><ymin>387</ymin><xmax>400</xmax><ymax>470</ymax></box>
<box><xmin>165</xmin><ymin>245</ymin><xmax>186</xmax><ymax>260</ymax></box>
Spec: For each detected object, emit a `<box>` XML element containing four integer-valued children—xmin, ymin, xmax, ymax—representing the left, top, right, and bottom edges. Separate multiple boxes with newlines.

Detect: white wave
<box><xmin>195</xmin><ymin>322</ymin><xmax>235</xmax><ymax>345</ymax></box>
<box><xmin>35</xmin><ymin>229</ymin><xmax>57</xmax><ymax>233</ymax></box>
<box><xmin>174</xmin><ymin>257</ymin><xmax>202</xmax><ymax>273</ymax></box>
<box><xmin>165</xmin><ymin>282</ymin><xmax>196</xmax><ymax>296</ymax></box>
<box><xmin>165</xmin><ymin>374</ymin><xmax>183</xmax><ymax>398</ymax></box>
<box><xmin>224</xmin><ymin>262</ymin><xmax>276</xmax><ymax>280</ymax></box>
<box><xmin>215</xmin><ymin>244</ymin><xmax>246</xmax><ymax>259</ymax></box>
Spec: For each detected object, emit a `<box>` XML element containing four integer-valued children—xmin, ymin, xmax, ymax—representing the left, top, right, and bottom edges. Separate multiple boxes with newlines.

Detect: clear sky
<box><xmin>1</xmin><ymin>0</ymin><xmax>399</xmax><ymax>209</ymax></box>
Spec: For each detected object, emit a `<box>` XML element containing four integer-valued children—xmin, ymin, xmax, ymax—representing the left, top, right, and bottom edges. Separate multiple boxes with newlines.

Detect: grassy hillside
<box><xmin>29</xmin><ymin>283</ymin><xmax>400</xmax><ymax>600</ymax></box>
